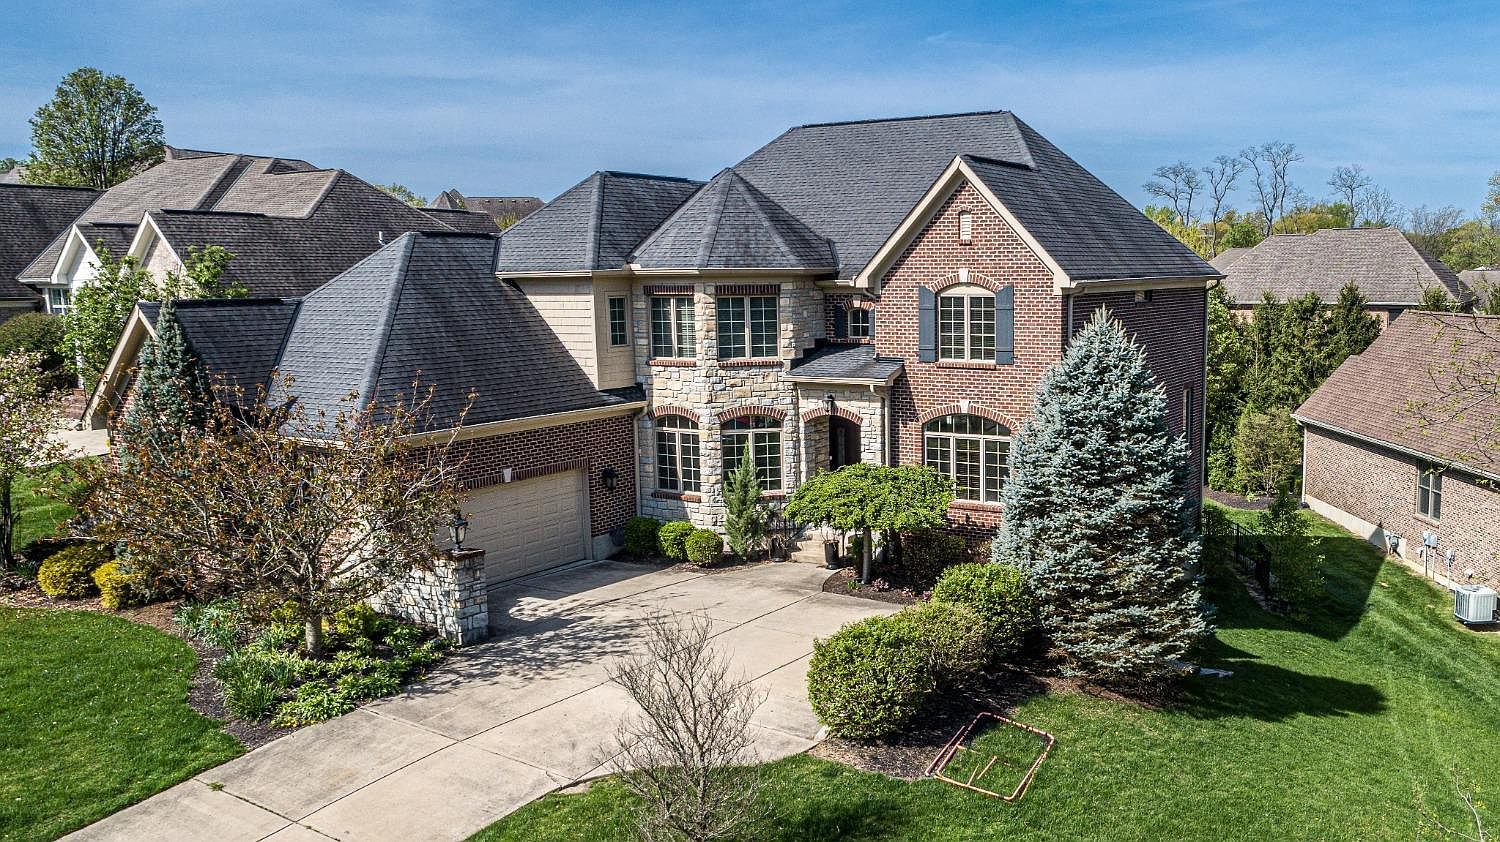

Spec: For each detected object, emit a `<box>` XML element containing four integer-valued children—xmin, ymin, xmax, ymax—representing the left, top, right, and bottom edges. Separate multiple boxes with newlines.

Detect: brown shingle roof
<box><xmin>1294</xmin><ymin>312</ymin><xmax>1500</xmax><ymax>479</ymax></box>
<box><xmin>1221</xmin><ymin>227</ymin><xmax>1468</xmax><ymax>307</ymax></box>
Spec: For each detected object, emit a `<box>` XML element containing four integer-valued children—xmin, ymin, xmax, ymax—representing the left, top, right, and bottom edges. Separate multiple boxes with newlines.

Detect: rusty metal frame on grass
<box><xmin>925</xmin><ymin>711</ymin><xmax>1055</xmax><ymax>801</ymax></box>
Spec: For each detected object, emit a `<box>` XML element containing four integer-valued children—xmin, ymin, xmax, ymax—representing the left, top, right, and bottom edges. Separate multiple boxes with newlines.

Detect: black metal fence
<box><xmin>1202</xmin><ymin>508</ymin><xmax>1271</xmax><ymax>593</ymax></box>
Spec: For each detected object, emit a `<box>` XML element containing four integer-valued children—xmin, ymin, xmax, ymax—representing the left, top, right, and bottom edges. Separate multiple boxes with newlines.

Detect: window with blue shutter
<box><xmin>918</xmin><ymin>287</ymin><xmax>937</xmax><ymax>362</ymax></box>
<box><xmin>995</xmin><ymin>285</ymin><xmax>1014</xmax><ymax>365</ymax></box>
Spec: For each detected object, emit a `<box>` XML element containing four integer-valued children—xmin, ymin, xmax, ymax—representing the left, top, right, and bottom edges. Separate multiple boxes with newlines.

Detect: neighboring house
<box><xmin>16</xmin><ymin>150</ymin><xmax>493</xmax><ymax>311</ymax></box>
<box><xmin>496</xmin><ymin>110</ymin><xmax>1216</xmax><ymax>540</ymax></box>
<box><xmin>1460</xmin><ymin>268</ymin><xmax>1498</xmax><ymax>305</ymax></box>
<box><xmin>92</xmin><ymin>232</ymin><xmax>643</xmax><ymax>635</ymax></box>
<box><xmin>1295</xmin><ymin>312</ymin><xmax>1500</xmax><ymax>590</ymax></box>
<box><xmin>1214</xmin><ymin>227</ymin><xmax>1469</xmax><ymax>325</ymax></box>
<box><xmin>430</xmin><ymin>189</ymin><xmax>544</xmax><ymax>227</ymax></box>
<box><xmin>0</xmin><ymin>183</ymin><xmax>100</xmax><ymax>322</ymax></box>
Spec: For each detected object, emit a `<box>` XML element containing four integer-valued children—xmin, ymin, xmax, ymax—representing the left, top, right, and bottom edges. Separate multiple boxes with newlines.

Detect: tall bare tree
<box><xmin>1327</xmin><ymin>165</ymin><xmax>1373</xmax><ymax>227</ymax></box>
<box><xmin>1363</xmin><ymin>187</ymin><xmax>1402</xmax><ymax>228</ymax></box>
<box><xmin>608</xmin><ymin>614</ymin><xmax>768</xmax><ymax>842</ymax></box>
<box><xmin>1202</xmin><ymin>155</ymin><xmax>1246</xmax><ymax>255</ymax></box>
<box><xmin>0</xmin><ymin>353</ymin><xmax>70</xmax><ymax>570</ymax></box>
<box><xmin>1143</xmin><ymin>161</ymin><xmax>1203</xmax><ymax>225</ymax></box>
<box><xmin>85</xmin><ymin>376</ymin><xmax>470</xmax><ymax>656</ymax></box>
<box><xmin>1241</xmin><ymin>142</ymin><xmax>1302</xmax><ymax>236</ymax></box>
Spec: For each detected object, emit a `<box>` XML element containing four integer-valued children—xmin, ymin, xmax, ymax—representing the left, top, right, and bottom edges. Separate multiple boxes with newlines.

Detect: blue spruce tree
<box><xmin>118</xmin><ymin>300</ymin><xmax>208</xmax><ymax>456</ymax></box>
<box><xmin>994</xmin><ymin>310</ymin><xmax>1210</xmax><ymax>683</ymax></box>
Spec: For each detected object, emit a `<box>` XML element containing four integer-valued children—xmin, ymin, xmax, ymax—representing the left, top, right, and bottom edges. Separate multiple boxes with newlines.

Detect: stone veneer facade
<box><xmin>1303</xmin><ymin>426</ymin><xmax>1500</xmax><ymax>590</ymax></box>
<box><xmin>370</xmin><ymin>548</ymin><xmax>488</xmax><ymax>644</ymax></box>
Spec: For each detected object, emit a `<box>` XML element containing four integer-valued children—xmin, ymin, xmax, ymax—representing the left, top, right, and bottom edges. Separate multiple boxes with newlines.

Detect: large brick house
<box><xmin>95</xmin><ymin>111</ymin><xmax>1215</xmax><ymax>616</ymax></box>
<box><xmin>1295</xmin><ymin>312</ymin><xmax>1500</xmax><ymax>591</ymax></box>
<box><xmin>497</xmin><ymin>111</ymin><xmax>1215</xmax><ymax>538</ymax></box>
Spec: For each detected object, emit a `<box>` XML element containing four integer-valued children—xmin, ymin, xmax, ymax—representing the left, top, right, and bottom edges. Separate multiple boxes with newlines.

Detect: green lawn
<box><xmin>10</xmin><ymin>465</ymin><xmax>89</xmax><ymax>555</ymax></box>
<box><xmin>472</xmin><ymin>504</ymin><xmax>1500</xmax><ymax>841</ymax></box>
<box><xmin>0</xmin><ymin>608</ymin><xmax>243</xmax><ymax>841</ymax></box>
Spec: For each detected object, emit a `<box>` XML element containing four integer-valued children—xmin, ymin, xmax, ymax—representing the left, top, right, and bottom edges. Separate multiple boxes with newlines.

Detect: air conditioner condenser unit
<box><xmin>1454</xmin><ymin>585</ymin><xmax>1498</xmax><ymax>625</ymax></box>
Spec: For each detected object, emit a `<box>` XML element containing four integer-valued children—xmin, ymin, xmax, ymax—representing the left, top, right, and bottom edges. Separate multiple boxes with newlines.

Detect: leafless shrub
<box><xmin>1416</xmin><ymin>767</ymin><xmax>1489</xmax><ymax>841</ymax></box>
<box><xmin>607</xmin><ymin>613</ymin><xmax>768</xmax><ymax>842</ymax></box>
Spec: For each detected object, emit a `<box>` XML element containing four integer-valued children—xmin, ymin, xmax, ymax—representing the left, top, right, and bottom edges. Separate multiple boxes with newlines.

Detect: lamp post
<box><xmin>448</xmin><ymin>514</ymin><xmax>469</xmax><ymax>551</ymax></box>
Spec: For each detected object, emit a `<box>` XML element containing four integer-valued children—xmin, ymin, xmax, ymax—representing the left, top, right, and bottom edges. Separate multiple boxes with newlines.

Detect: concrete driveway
<box><xmin>68</xmin><ymin>560</ymin><xmax>896</xmax><ymax>841</ymax></box>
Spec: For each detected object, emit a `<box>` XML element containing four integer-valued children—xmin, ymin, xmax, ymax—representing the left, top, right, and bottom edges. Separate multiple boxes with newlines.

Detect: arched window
<box><xmin>938</xmin><ymin>284</ymin><xmax>995</xmax><ymax>361</ymax></box>
<box><xmin>923</xmin><ymin>414</ymin><xmax>1010</xmax><ymax>503</ymax></box>
<box><xmin>721</xmin><ymin>415</ymin><xmax>782</xmax><ymax>491</ymax></box>
<box><xmin>655</xmin><ymin>415</ymin><xmax>701</xmax><ymax>493</ymax></box>
<box><xmin>847</xmin><ymin>306</ymin><xmax>873</xmax><ymax>339</ymax></box>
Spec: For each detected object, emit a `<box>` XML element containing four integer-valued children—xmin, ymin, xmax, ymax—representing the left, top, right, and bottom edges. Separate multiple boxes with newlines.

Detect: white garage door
<box><xmin>462</xmin><ymin>469</ymin><xmax>590</xmax><ymax>585</ymax></box>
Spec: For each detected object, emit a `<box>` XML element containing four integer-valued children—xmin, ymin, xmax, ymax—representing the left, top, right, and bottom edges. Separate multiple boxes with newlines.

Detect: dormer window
<box><xmin>958</xmin><ymin>211</ymin><xmax>973</xmax><ymax>244</ymax></box>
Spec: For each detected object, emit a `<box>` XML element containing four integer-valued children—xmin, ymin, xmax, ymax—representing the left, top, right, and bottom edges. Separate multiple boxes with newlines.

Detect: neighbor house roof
<box><xmin>495</xmin><ymin>171</ymin><xmax>704</xmax><ymax>274</ymax></box>
<box><xmin>120</xmin><ymin>233</ymin><xmax>632</xmax><ymax>433</ymax></box>
<box><xmin>1294</xmin><ymin>312</ymin><xmax>1500</xmax><ymax>481</ymax></box>
<box><xmin>496</xmin><ymin>111</ymin><xmax>1213</xmax><ymax>283</ymax></box>
<box><xmin>630</xmin><ymin>169</ymin><xmax>836</xmax><ymax>270</ymax></box>
<box><xmin>1210</xmin><ymin>247</ymin><xmax>1250</xmax><ymax>272</ymax></box>
<box><xmin>1219</xmin><ymin>227</ymin><xmax>1468</xmax><ymax>307</ymax></box>
<box><xmin>0</xmin><ymin>183</ymin><xmax>99</xmax><ymax>299</ymax></box>
<box><xmin>18</xmin><ymin>152</ymin><xmax>493</xmax><ymax>294</ymax></box>
<box><xmin>429</xmin><ymin>189</ymin><xmax>543</xmax><ymax>223</ymax></box>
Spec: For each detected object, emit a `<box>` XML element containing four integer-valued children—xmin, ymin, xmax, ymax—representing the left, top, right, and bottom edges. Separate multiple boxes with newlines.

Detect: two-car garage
<box><xmin>461</xmin><ymin>469</ymin><xmax>592</xmax><ymax>586</ymax></box>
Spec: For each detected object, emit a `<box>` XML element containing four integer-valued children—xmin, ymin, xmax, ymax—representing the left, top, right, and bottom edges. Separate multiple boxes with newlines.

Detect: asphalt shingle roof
<box><xmin>1220</xmin><ymin>227</ymin><xmax>1467</xmax><ymax>306</ymax></box>
<box><xmin>788</xmin><ymin>343</ymin><xmax>904</xmax><ymax>382</ymax></box>
<box><xmin>631</xmin><ymin>169</ymin><xmax>836</xmax><ymax>270</ymax></box>
<box><xmin>0</xmin><ymin>184</ymin><xmax>99</xmax><ymax>299</ymax></box>
<box><xmin>495</xmin><ymin>171</ymin><xmax>703</xmax><ymax>273</ymax></box>
<box><xmin>138</xmin><ymin>299</ymin><xmax>299</xmax><ymax>400</ymax></box>
<box><xmin>1295</xmin><ymin>312</ymin><xmax>1500</xmax><ymax>479</ymax></box>
<box><xmin>272</xmin><ymin>232</ymin><xmax>626</xmax><ymax>430</ymax></box>
<box><xmin>430</xmin><ymin>190</ymin><xmax>543</xmax><ymax>223</ymax></box>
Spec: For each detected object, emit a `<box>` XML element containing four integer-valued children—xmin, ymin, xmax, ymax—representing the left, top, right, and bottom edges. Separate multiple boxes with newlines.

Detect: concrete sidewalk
<box><xmin>67</xmin><ymin>560</ymin><xmax>895</xmax><ymax>841</ymax></box>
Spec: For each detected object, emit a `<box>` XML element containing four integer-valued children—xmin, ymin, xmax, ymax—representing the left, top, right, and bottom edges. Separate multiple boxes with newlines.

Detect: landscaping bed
<box><xmin>820</xmin><ymin>566</ymin><xmax>923</xmax><ymax>605</ymax></box>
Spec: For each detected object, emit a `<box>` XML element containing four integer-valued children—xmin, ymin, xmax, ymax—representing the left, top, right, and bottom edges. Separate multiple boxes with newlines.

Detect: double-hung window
<box><xmin>608</xmin><ymin>296</ymin><xmax>629</xmax><ymax>346</ymax></box>
<box><xmin>923</xmin><ymin>414</ymin><xmax>1011</xmax><ymax>503</ymax></box>
<box><xmin>937</xmin><ymin>285</ymin><xmax>995</xmax><ymax>361</ymax></box>
<box><xmin>1417</xmin><ymin>466</ymin><xmax>1443</xmax><ymax>520</ymax></box>
<box><xmin>716</xmin><ymin>295</ymin><xmax>778</xmax><ymax>359</ymax></box>
<box><xmin>47</xmin><ymin>288</ymin><xmax>70</xmax><ymax>316</ymax></box>
<box><xmin>650</xmin><ymin>296</ymin><xmax>695</xmax><ymax>358</ymax></box>
<box><xmin>721</xmin><ymin>415</ymin><xmax>782</xmax><ymax>491</ymax></box>
<box><xmin>848</xmin><ymin>307</ymin><xmax>873</xmax><ymax>339</ymax></box>
<box><xmin>655</xmin><ymin>415</ymin><xmax>701</xmax><ymax>493</ymax></box>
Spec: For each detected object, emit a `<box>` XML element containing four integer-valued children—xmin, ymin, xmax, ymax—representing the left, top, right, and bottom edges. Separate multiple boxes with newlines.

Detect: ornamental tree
<box><xmin>84</xmin><ymin>376</ymin><xmax>470</xmax><ymax>656</ymax></box>
<box><xmin>723</xmin><ymin>456</ymin><xmax>766</xmax><ymax>559</ymax></box>
<box><xmin>994</xmin><ymin>310</ymin><xmax>1210</xmax><ymax>684</ymax></box>
<box><xmin>786</xmin><ymin>463</ymin><xmax>953</xmax><ymax>583</ymax></box>
<box><xmin>0</xmin><ymin>352</ymin><xmax>70</xmax><ymax>570</ymax></box>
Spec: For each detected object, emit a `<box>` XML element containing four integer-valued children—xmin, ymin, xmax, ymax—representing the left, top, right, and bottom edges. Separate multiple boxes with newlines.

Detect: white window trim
<box><xmin>655</xmin><ymin>416</ymin><xmax>701</xmax><ymax>493</ymax></box>
<box><xmin>721</xmin><ymin>417</ymin><xmax>783</xmax><ymax>491</ymax></box>
<box><xmin>716</xmin><ymin>295</ymin><xmax>779</xmax><ymax>359</ymax></box>
<box><xmin>848</xmin><ymin>306</ymin><xmax>873</xmax><ymax>339</ymax></box>
<box><xmin>937</xmin><ymin>284</ymin><xmax>995</xmax><ymax>361</ymax></box>
<box><xmin>1417</xmin><ymin>466</ymin><xmax>1443</xmax><ymax>521</ymax></box>
<box><xmin>923</xmin><ymin>416</ymin><xmax>1010</xmax><ymax>503</ymax></box>
<box><xmin>607</xmin><ymin>296</ymin><xmax>629</xmax><ymax>347</ymax></box>
<box><xmin>650</xmin><ymin>295</ymin><xmax>696</xmax><ymax>358</ymax></box>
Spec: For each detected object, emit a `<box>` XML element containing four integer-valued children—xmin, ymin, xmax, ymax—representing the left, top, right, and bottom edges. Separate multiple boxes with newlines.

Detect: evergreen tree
<box><xmin>722</xmin><ymin>455</ymin><xmax>766</xmax><ymax>559</ymax></box>
<box><xmin>995</xmin><ymin>311</ymin><xmax>1210</xmax><ymax>683</ymax></box>
<box><xmin>1323</xmin><ymin>282</ymin><xmax>1381</xmax><ymax>367</ymax></box>
<box><xmin>118</xmin><ymin>301</ymin><xmax>208</xmax><ymax>457</ymax></box>
<box><xmin>1205</xmin><ymin>286</ymin><xmax>1250</xmax><ymax>489</ymax></box>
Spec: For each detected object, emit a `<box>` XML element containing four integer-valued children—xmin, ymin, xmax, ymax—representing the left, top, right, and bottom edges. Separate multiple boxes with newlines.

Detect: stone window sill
<box><xmin>759</xmin><ymin>490</ymin><xmax>786</xmax><ymax>499</ymax></box>
<box><xmin>649</xmin><ymin>358</ymin><xmax>696</xmax><ymax>368</ymax></box>
<box><xmin>948</xmin><ymin>499</ymin><xmax>1003</xmax><ymax>513</ymax></box>
<box><xmin>935</xmin><ymin>360</ymin><xmax>1000</xmax><ymax>370</ymax></box>
<box><xmin>653</xmin><ymin>490</ymin><xmax>702</xmax><ymax>502</ymax></box>
<box><xmin>1414</xmin><ymin>512</ymin><xmax>1440</xmax><ymax>528</ymax></box>
<box><xmin>718</xmin><ymin>357</ymin><xmax>783</xmax><ymax>368</ymax></box>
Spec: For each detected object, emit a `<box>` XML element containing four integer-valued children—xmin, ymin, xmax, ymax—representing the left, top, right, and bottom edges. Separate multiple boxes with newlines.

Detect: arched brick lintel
<box><xmin>649</xmin><ymin>405</ymin><xmax>703</xmax><ymax>424</ymax></box>
<box><xmin>916</xmin><ymin>402</ymin><xmax>1021</xmax><ymax>432</ymax></box>
<box><xmin>920</xmin><ymin>271</ymin><xmax>1003</xmax><ymax>294</ymax></box>
<box><xmin>798</xmin><ymin>405</ymin><xmax>863</xmax><ymax>425</ymax></box>
<box><xmin>715</xmin><ymin>405</ymin><xmax>788</xmax><ymax>424</ymax></box>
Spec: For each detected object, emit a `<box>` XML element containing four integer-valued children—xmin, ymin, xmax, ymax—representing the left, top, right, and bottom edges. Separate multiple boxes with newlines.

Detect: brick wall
<box><xmin>446</xmin><ymin>412</ymin><xmax>639</xmax><ymax>539</ymax></box>
<box><xmin>1304</xmin><ymin>427</ymin><xmax>1500</xmax><ymax>588</ymax></box>
<box><xmin>1073</xmin><ymin>287</ymin><xmax>1207</xmax><ymax>498</ymax></box>
<box><xmin>877</xmin><ymin>181</ymin><xmax>1064</xmax><ymax>533</ymax></box>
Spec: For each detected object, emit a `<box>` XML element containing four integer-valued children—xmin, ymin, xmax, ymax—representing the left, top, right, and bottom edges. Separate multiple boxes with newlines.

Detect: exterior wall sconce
<box><xmin>601</xmin><ymin>467</ymin><xmax>619</xmax><ymax>491</ymax></box>
<box><xmin>448</xmin><ymin>514</ymin><xmax>469</xmax><ymax>550</ymax></box>
<box><xmin>823</xmin><ymin>393</ymin><xmax>836</xmax><ymax>416</ymax></box>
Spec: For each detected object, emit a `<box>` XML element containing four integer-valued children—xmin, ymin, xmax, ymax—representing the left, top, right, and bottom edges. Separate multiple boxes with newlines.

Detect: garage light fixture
<box><xmin>601</xmin><ymin>467</ymin><xmax>619</xmax><ymax>491</ymax></box>
<box><xmin>449</xmin><ymin>514</ymin><xmax>469</xmax><ymax>551</ymax></box>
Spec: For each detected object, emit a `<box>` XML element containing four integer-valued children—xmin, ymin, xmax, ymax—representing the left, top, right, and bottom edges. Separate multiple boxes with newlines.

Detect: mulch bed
<box><xmin>1203</xmin><ymin>487</ymin><xmax>1272</xmax><ymax>511</ymax></box>
<box><xmin>1</xmin><ymin>577</ymin><xmax>292</xmax><ymax>751</ymax></box>
<box><xmin>820</xmin><ymin>567</ymin><xmax>923</xmax><ymax>605</ymax></box>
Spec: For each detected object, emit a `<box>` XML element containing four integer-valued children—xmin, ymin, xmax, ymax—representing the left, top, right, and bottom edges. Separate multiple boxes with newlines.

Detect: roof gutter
<box><xmin>400</xmin><ymin>400</ymin><xmax>646</xmax><ymax>446</ymax></box>
<box><xmin>785</xmin><ymin>371</ymin><xmax>901</xmax><ymax>387</ymax></box>
<box><xmin>1293</xmin><ymin>413</ymin><xmax>1500</xmax><ymax>484</ymax></box>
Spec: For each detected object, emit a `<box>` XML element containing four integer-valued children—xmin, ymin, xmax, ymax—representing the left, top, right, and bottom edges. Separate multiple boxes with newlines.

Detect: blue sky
<box><xmin>1</xmin><ymin>0</ymin><xmax>1495</xmax><ymax>217</ymax></box>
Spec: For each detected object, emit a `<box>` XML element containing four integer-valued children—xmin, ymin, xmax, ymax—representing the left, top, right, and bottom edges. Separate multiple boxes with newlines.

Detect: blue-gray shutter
<box><xmin>832</xmin><ymin>306</ymin><xmax>848</xmax><ymax>339</ymax></box>
<box><xmin>917</xmin><ymin>287</ymin><xmax>936</xmax><ymax>362</ymax></box>
<box><xmin>995</xmin><ymin>285</ymin><xmax>1015</xmax><ymax>365</ymax></box>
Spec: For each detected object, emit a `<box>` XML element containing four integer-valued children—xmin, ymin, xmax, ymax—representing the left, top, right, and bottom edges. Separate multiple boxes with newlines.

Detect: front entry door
<box><xmin>828</xmin><ymin>417</ymin><xmax>860</xmax><ymax>471</ymax></box>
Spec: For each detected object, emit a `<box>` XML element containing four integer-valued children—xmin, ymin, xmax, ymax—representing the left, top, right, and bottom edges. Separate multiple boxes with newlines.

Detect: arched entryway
<box><xmin>828</xmin><ymin>416</ymin><xmax>860</xmax><ymax>471</ymax></box>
